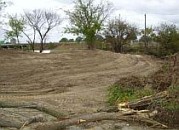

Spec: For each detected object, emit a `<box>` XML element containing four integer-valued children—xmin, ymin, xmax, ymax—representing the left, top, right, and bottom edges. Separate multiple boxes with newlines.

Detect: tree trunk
<box><xmin>87</xmin><ymin>40</ymin><xmax>95</xmax><ymax>50</ymax></box>
<box><xmin>0</xmin><ymin>99</ymin><xmax>168</xmax><ymax>130</ymax></box>
<box><xmin>32</xmin><ymin>42</ymin><xmax>35</xmax><ymax>52</ymax></box>
<box><xmin>30</xmin><ymin>112</ymin><xmax>167</xmax><ymax>130</ymax></box>
<box><xmin>114</xmin><ymin>43</ymin><xmax>122</xmax><ymax>53</ymax></box>
<box><xmin>0</xmin><ymin>110</ymin><xmax>23</xmax><ymax>129</ymax></box>
<box><xmin>40</xmin><ymin>41</ymin><xmax>44</xmax><ymax>53</ymax></box>
<box><xmin>0</xmin><ymin>100</ymin><xmax>64</xmax><ymax>118</ymax></box>
<box><xmin>86</xmin><ymin>35</ymin><xmax>96</xmax><ymax>50</ymax></box>
<box><xmin>16</xmin><ymin>35</ymin><xmax>20</xmax><ymax>44</ymax></box>
<box><xmin>0</xmin><ymin>110</ymin><xmax>45</xmax><ymax>129</ymax></box>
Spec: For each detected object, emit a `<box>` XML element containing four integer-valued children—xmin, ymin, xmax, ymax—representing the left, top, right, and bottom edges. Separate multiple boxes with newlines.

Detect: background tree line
<box><xmin>0</xmin><ymin>0</ymin><xmax>179</xmax><ymax>56</ymax></box>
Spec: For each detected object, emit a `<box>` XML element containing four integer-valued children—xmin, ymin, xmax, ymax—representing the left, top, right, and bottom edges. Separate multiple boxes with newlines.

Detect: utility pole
<box><xmin>144</xmin><ymin>14</ymin><xmax>146</xmax><ymax>38</ymax></box>
<box><xmin>144</xmin><ymin>14</ymin><xmax>147</xmax><ymax>50</ymax></box>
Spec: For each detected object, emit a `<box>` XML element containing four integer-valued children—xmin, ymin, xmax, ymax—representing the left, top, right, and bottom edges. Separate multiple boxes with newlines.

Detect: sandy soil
<box><xmin>0</xmin><ymin>45</ymin><xmax>160</xmax><ymax>129</ymax></box>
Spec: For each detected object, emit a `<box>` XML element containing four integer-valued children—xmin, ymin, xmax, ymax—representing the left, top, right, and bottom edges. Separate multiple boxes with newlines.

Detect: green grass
<box><xmin>108</xmin><ymin>84</ymin><xmax>154</xmax><ymax>105</ymax></box>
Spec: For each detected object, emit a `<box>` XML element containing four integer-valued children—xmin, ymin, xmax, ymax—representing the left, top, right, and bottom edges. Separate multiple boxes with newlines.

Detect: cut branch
<box><xmin>119</xmin><ymin>91</ymin><xmax>168</xmax><ymax>110</ymax></box>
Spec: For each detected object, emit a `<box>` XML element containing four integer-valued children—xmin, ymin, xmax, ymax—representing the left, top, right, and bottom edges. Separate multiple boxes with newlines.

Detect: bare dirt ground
<box><xmin>0</xmin><ymin>45</ymin><xmax>160</xmax><ymax>129</ymax></box>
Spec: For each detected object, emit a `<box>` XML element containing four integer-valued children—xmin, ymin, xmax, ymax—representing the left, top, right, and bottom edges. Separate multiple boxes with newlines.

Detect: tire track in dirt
<box><xmin>0</xmin><ymin>49</ymin><xmax>160</xmax><ymax>115</ymax></box>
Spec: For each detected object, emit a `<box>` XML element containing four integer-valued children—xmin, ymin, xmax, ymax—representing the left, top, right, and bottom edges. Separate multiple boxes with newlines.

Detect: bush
<box><xmin>163</xmin><ymin>86</ymin><xmax>179</xmax><ymax>111</ymax></box>
<box><xmin>154</xmin><ymin>86</ymin><xmax>179</xmax><ymax>127</ymax></box>
<box><xmin>108</xmin><ymin>85</ymin><xmax>134</xmax><ymax>105</ymax></box>
<box><xmin>47</xmin><ymin>43</ymin><xmax>58</xmax><ymax>49</ymax></box>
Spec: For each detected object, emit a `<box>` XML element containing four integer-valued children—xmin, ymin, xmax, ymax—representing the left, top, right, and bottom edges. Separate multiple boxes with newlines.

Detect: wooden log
<box><xmin>0</xmin><ymin>110</ymin><xmax>45</xmax><ymax>129</ymax></box>
<box><xmin>20</xmin><ymin>114</ymin><xmax>46</xmax><ymax>130</ymax></box>
<box><xmin>0</xmin><ymin>100</ymin><xmax>64</xmax><ymax>118</ymax></box>
<box><xmin>29</xmin><ymin>112</ymin><xmax>167</xmax><ymax>130</ymax></box>
<box><xmin>0</xmin><ymin>114</ymin><xmax>22</xmax><ymax>128</ymax></box>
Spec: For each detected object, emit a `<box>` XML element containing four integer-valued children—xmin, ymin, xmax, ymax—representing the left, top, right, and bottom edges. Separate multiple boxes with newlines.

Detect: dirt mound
<box><xmin>0</xmin><ymin>48</ymin><xmax>160</xmax><ymax>129</ymax></box>
<box><xmin>114</xmin><ymin>76</ymin><xmax>146</xmax><ymax>89</ymax></box>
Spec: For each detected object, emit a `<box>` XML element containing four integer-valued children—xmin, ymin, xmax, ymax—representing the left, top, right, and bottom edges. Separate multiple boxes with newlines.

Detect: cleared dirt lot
<box><xmin>0</xmin><ymin>46</ymin><xmax>160</xmax><ymax>129</ymax></box>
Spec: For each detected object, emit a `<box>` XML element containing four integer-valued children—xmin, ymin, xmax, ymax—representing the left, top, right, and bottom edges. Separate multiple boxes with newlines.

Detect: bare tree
<box><xmin>22</xmin><ymin>14</ymin><xmax>36</xmax><ymax>51</ymax></box>
<box><xmin>105</xmin><ymin>17</ymin><xmax>137</xmax><ymax>53</ymax></box>
<box><xmin>24</xmin><ymin>9</ymin><xmax>62</xmax><ymax>53</ymax></box>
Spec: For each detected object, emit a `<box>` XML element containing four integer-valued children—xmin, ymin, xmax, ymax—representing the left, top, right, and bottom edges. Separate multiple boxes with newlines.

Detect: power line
<box><xmin>146</xmin><ymin>13</ymin><xmax>179</xmax><ymax>16</ymax></box>
<box><xmin>114</xmin><ymin>11</ymin><xmax>179</xmax><ymax>17</ymax></box>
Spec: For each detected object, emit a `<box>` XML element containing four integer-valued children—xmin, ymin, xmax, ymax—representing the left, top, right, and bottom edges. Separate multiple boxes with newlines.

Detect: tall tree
<box><xmin>155</xmin><ymin>23</ymin><xmax>179</xmax><ymax>55</ymax></box>
<box><xmin>22</xmin><ymin>14</ymin><xmax>37</xmax><ymax>52</ymax></box>
<box><xmin>66</xmin><ymin>0</ymin><xmax>112</xmax><ymax>49</ymax></box>
<box><xmin>6</xmin><ymin>15</ymin><xmax>24</xmax><ymax>44</ymax></box>
<box><xmin>24</xmin><ymin>9</ymin><xmax>62</xmax><ymax>53</ymax></box>
<box><xmin>105</xmin><ymin>17</ymin><xmax>137</xmax><ymax>53</ymax></box>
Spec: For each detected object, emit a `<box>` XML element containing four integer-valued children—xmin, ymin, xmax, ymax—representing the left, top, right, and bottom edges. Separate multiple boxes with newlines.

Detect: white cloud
<box><xmin>5</xmin><ymin>0</ymin><xmax>72</xmax><ymax>14</ymax></box>
<box><xmin>4</xmin><ymin>0</ymin><xmax>179</xmax><ymax>26</ymax></box>
<box><xmin>110</xmin><ymin>0</ymin><xmax>179</xmax><ymax>27</ymax></box>
<box><xmin>112</xmin><ymin>0</ymin><xmax>179</xmax><ymax>14</ymax></box>
<box><xmin>54</xmin><ymin>0</ymin><xmax>73</xmax><ymax>4</ymax></box>
<box><xmin>1</xmin><ymin>0</ymin><xmax>179</xmax><ymax>42</ymax></box>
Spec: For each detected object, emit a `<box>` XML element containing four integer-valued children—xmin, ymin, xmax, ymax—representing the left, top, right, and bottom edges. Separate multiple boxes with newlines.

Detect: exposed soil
<box><xmin>0</xmin><ymin>45</ymin><xmax>160</xmax><ymax>129</ymax></box>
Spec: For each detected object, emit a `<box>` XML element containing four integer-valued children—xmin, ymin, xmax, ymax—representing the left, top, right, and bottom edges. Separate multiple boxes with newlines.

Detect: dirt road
<box><xmin>0</xmin><ymin>46</ymin><xmax>160</xmax><ymax>129</ymax></box>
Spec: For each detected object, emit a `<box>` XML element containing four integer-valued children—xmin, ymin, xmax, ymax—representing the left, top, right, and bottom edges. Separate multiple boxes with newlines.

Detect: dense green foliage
<box><xmin>155</xmin><ymin>24</ymin><xmax>179</xmax><ymax>56</ymax></box>
<box><xmin>66</xmin><ymin>0</ymin><xmax>112</xmax><ymax>49</ymax></box>
<box><xmin>60</xmin><ymin>37</ymin><xmax>68</xmax><ymax>42</ymax></box>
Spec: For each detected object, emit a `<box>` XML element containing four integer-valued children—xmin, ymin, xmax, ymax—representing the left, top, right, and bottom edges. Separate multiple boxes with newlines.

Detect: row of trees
<box><xmin>5</xmin><ymin>10</ymin><xmax>62</xmax><ymax>52</ymax></box>
<box><xmin>65</xmin><ymin>0</ymin><xmax>179</xmax><ymax>55</ymax></box>
<box><xmin>105</xmin><ymin>19</ymin><xmax>179</xmax><ymax>55</ymax></box>
<box><xmin>1</xmin><ymin>0</ymin><xmax>179</xmax><ymax>55</ymax></box>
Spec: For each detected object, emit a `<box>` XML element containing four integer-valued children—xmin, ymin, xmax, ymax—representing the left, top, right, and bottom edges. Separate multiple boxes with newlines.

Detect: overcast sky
<box><xmin>1</xmin><ymin>0</ymin><xmax>179</xmax><ymax>42</ymax></box>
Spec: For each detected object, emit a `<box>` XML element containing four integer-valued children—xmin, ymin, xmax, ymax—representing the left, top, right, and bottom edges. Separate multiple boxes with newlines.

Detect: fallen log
<box><xmin>0</xmin><ymin>100</ymin><xmax>64</xmax><ymax>118</ymax></box>
<box><xmin>0</xmin><ymin>111</ymin><xmax>45</xmax><ymax>129</ymax></box>
<box><xmin>0</xmin><ymin>114</ymin><xmax>22</xmax><ymax>128</ymax></box>
<box><xmin>118</xmin><ymin>91</ymin><xmax>168</xmax><ymax>110</ymax></box>
<box><xmin>20</xmin><ymin>114</ymin><xmax>46</xmax><ymax>130</ymax></box>
<box><xmin>0</xmin><ymin>100</ymin><xmax>66</xmax><ymax>128</ymax></box>
<box><xmin>29</xmin><ymin>112</ymin><xmax>167</xmax><ymax>130</ymax></box>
